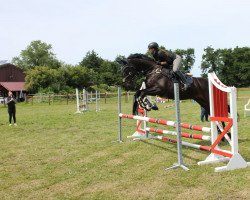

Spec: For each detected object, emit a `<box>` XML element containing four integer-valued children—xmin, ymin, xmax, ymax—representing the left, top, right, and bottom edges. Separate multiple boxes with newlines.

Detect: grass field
<box><xmin>0</xmin><ymin>91</ymin><xmax>249</xmax><ymax>200</ymax></box>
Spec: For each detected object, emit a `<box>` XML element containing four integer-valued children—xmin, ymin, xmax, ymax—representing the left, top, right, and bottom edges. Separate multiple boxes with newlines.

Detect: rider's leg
<box><xmin>173</xmin><ymin>70</ymin><xmax>191</xmax><ymax>90</ymax></box>
<box><xmin>172</xmin><ymin>56</ymin><xmax>191</xmax><ymax>90</ymax></box>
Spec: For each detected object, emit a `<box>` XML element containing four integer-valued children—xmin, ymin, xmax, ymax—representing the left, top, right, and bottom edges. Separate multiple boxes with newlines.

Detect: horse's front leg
<box><xmin>133</xmin><ymin>89</ymin><xmax>153</xmax><ymax>114</ymax></box>
<box><xmin>137</xmin><ymin>87</ymin><xmax>162</xmax><ymax>111</ymax></box>
<box><xmin>132</xmin><ymin>90</ymin><xmax>142</xmax><ymax>115</ymax></box>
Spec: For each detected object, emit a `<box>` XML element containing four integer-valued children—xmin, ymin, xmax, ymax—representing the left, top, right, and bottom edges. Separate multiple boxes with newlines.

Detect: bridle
<box><xmin>122</xmin><ymin>65</ymin><xmax>137</xmax><ymax>82</ymax></box>
<box><xmin>120</xmin><ymin>55</ymin><xmax>160</xmax><ymax>82</ymax></box>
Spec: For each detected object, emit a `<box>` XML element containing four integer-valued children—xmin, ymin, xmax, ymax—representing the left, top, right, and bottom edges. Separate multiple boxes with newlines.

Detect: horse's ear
<box><xmin>116</xmin><ymin>57</ymin><xmax>128</xmax><ymax>65</ymax></box>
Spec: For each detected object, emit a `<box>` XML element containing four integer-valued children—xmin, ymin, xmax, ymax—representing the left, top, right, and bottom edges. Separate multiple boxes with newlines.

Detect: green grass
<box><xmin>0</xmin><ymin>92</ymin><xmax>249</xmax><ymax>200</ymax></box>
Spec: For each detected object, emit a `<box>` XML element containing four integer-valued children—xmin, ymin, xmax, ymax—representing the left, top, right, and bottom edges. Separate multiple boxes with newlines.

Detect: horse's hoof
<box><xmin>145</xmin><ymin>105</ymin><xmax>152</xmax><ymax>111</ymax></box>
<box><xmin>152</xmin><ymin>104</ymin><xmax>159</xmax><ymax>110</ymax></box>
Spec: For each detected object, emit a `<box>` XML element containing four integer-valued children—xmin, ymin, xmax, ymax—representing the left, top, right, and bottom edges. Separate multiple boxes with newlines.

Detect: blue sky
<box><xmin>1</xmin><ymin>0</ymin><xmax>250</xmax><ymax>76</ymax></box>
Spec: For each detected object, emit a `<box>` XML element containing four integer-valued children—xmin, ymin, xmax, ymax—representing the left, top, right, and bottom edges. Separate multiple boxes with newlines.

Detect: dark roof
<box><xmin>0</xmin><ymin>63</ymin><xmax>16</xmax><ymax>68</ymax></box>
<box><xmin>0</xmin><ymin>63</ymin><xmax>25</xmax><ymax>82</ymax></box>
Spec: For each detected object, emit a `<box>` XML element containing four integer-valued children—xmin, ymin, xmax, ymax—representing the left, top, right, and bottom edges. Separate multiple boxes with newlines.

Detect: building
<box><xmin>0</xmin><ymin>63</ymin><xmax>26</xmax><ymax>102</ymax></box>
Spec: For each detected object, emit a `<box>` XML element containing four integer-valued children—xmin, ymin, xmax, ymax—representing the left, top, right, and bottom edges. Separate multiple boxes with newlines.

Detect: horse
<box><xmin>117</xmin><ymin>53</ymin><xmax>210</xmax><ymax>115</ymax></box>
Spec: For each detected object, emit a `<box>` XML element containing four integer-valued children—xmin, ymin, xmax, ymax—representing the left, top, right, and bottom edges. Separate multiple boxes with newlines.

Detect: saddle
<box><xmin>157</xmin><ymin>67</ymin><xmax>193</xmax><ymax>85</ymax></box>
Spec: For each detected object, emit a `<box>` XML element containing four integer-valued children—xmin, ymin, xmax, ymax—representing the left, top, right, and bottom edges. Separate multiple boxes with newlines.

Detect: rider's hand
<box><xmin>170</xmin><ymin>70</ymin><xmax>175</xmax><ymax>76</ymax></box>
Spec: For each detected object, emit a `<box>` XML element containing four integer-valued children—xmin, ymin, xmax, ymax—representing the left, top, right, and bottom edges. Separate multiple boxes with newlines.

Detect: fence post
<box><xmin>166</xmin><ymin>83</ymin><xmax>189</xmax><ymax>171</ymax></box>
<box><xmin>118</xmin><ymin>87</ymin><xmax>122</xmax><ymax>142</ymax></box>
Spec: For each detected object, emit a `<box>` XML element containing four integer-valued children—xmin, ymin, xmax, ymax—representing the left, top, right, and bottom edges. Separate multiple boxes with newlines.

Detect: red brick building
<box><xmin>0</xmin><ymin>63</ymin><xmax>26</xmax><ymax>101</ymax></box>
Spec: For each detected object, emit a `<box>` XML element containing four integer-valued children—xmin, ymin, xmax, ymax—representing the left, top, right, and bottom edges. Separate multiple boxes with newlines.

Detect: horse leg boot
<box><xmin>134</xmin><ymin>90</ymin><xmax>152</xmax><ymax>112</ymax></box>
<box><xmin>175</xmin><ymin>71</ymin><xmax>191</xmax><ymax>90</ymax></box>
<box><xmin>139</xmin><ymin>88</ymin><xmax>160</xmax><ymax>111</ymax></box>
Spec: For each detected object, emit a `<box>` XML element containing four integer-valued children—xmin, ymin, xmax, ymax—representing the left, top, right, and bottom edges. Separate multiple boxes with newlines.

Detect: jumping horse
<box><xmin>117</xmin><ymin>53</ymin><xmax>210</xmax><ymax>115</ymax></box>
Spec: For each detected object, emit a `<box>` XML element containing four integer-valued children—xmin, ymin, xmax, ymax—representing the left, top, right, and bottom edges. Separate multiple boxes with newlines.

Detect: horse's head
<box><xmin>116</xmin><ymin>57</ymin><xmax>136</xmax><ymax>90</ymax></box>
<box><xmin>116</xmin><ymin>54</ymin><xmax>156</xmax><ymax>90</ymax></box>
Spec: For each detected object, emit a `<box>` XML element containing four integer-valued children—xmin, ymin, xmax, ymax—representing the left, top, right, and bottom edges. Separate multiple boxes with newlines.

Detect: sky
<box><xmin>1</xmin><ymin>0</ymin><xmax>250</xmax><ymax>76</ymax></box>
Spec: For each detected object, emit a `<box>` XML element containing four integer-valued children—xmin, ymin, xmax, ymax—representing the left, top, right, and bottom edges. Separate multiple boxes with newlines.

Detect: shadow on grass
<box><xmin>140</xmin><ymin>139</ymin><xmax>207</xmax><ymax>163</ymax></box>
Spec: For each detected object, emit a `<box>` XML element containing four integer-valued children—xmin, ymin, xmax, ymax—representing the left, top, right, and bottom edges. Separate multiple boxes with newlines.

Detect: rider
<box><xmin>148</xmin><ymin>42</ymin><xmax>191</xmax><ymax>90</ymax></box>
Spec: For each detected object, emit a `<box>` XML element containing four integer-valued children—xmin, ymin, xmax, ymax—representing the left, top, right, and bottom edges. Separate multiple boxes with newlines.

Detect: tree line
<box><xmin>12</xmin><ymin>40</ymin><xmax>250</xmax><ymax>94</ymax></box>
<box><xmin>201</xmin><ymin>46</ymin><xmax>250</xmax><ymax>87</ymax></box>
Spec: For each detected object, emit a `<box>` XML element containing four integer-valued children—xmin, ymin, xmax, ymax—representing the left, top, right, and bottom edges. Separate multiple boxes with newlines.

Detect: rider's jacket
<box><xmin>153</xmin><ymin>49</ymin><xmax>176</xmax><ymax>69</ymax></box>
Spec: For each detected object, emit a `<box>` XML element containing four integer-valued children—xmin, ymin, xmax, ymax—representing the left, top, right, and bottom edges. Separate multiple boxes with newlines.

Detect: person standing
<box><xmin>6</xmin><ymin>91</ymin><xmax>17</xmax><ymax>126</ymax></box>
<box><xmin>200</xmin><ymin>106</ymin><xmax>209</xmax><ymax>122</ymax></box>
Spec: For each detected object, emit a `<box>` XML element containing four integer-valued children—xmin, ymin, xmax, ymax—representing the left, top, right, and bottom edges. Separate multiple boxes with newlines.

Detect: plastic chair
<box><xmin>244</xmin><ymin>99</ymin><xmax>250</xmax><ymax>117</ymax></box>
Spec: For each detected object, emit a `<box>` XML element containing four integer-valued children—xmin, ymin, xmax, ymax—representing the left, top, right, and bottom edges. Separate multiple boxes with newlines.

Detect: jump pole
<box><xmin>82</xmin><ymin>88</ymin><xmax>88</xmax><ymax>111</ymax></box>
<box><xmin>146</xmin><ymin>127</ymin><xmax>211</xmax><ymax>141</ymax></box>
<box><xmin>75</xmin><ymin>88</ymin><xmax>81</xmax><ymax>114</ymax></box>
<box><xmin>118</xmin><ymin>115</ymin><xmax>211</xmax><ymax>133</ymax></box>
<box><xmin>165</xmin><ymin>83</ymin><xmax>189</xmax><ymax>171</ymax></box>
<box><xmin>96</xmin><ymin>91</ymin><xmax>100</xmax><ymax>112</ymax></box>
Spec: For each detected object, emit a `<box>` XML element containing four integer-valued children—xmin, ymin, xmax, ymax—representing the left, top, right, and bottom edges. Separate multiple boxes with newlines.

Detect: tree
<box><xmin>99</xmin><ymin>60</ymin><xmax>123</xmax><ymax>86</ymax></box>
<box><xmin>201</xmin><ymin>46</ymin><xmax>250</xmax><ymax>87</ymax></box>
<box><xmin>12</xmin><ymin>40</ymin><xmax>61</xmax><ymax>70</ymax></box>
<box><xmin>25</xmin><ymin>66</ymin><xmax>66</xmax><ymax>93</ymax></box>
<box><xmin>200</xmin><ymin>46</ymin><xmax>223</xmax><ymax>77</ymax></box>
<box><xmin>79</xmin><ymin>50</ymin><xmax>103</xmax><ymax>71</ymax></box>
<box><xmin>219</xmin><ymin>47</ymin><xmax>250</xmax><ymax>87</ymax></box>
<box><xmin>175</xmin><ymin>48</ymin><xmax>195</xmax><ymax>72</ymax></box>
<box><xmin>65</xmin><ymin>65</ymin><xmax>97</xmax><ymax>89</ymax></box>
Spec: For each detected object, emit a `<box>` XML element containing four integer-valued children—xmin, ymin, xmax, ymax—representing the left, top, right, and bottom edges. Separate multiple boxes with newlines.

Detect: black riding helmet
<box><xmin>148</xmin><ymin>42</ymin><xmax>159</xmax><ymax>49</ymax></box>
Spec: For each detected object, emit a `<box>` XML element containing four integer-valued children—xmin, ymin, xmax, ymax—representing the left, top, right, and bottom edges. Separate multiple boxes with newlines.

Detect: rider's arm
<box><xmin>157</xmin><ymin>51</ymin><xmax>168</xmax><ymax>65</ymax></box>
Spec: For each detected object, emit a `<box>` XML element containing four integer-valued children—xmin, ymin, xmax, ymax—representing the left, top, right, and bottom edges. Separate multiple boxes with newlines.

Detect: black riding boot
<box><xmin>175</xmin><ymin>71</ymin><xmax>191</xmax><ymax>90</ymax></box>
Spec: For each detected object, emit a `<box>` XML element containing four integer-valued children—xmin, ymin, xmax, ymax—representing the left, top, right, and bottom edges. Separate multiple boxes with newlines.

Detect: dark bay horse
<box><xmin>117</xmin><ymin>54</ymin><xmax>210</xmax><ymax>115</ymax></box>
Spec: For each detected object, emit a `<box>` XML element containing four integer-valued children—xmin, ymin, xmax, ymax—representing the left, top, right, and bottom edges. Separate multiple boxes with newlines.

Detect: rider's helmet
<box><xmin>148</xmin><ymin>42</ymin><xmax>159</xmax><ymax>49</ymax></box>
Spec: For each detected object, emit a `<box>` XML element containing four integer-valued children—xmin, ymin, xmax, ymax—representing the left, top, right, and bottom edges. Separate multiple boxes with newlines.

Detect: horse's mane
<box><xmin>128</xmin><ymin>53</ymin><xmax>155</xmax><ymax>62</ymax></box>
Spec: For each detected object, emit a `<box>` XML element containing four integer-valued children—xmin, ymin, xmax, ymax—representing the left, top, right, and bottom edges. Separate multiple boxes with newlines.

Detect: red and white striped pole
<box><xmin>119</xmin><ymin>114</ymin><xmax>211</xmax><ymax>133</ymax></box>
<box><xmin>146</xmin><ymin>127</ymin><xmax>210</xmax><ymax>141</ymax></box>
